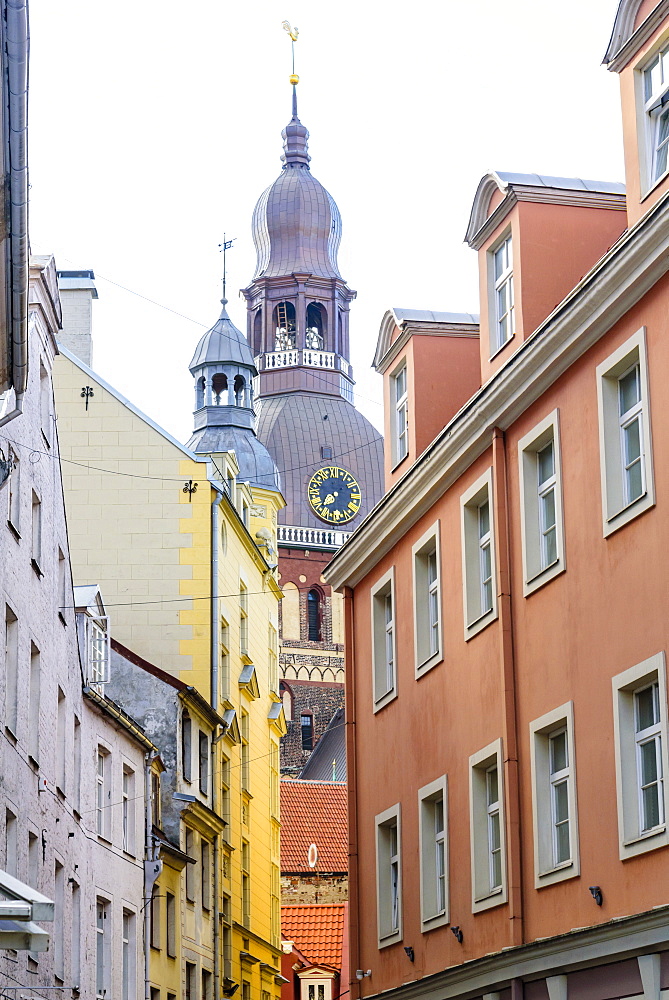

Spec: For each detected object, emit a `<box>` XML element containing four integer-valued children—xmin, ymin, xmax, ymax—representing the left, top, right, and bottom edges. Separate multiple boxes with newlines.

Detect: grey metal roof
<box><xmin>251</xmin><ymin>113</ymin><xmax>342</xmax><ymax>281</ymax></box>
<box><xmin>391</xmin><ymin>308</ymin><xmax>479</xmax><ymax>325</ymax></box>
<box><xmin>189</xmin><ymin>300</ymin><xmax>255</xmax><ymax>371</ymax></box>
<box><xmin>298</xmin><ymin>707</ymin><xmax>346</xmax><ymax>781</ymax></box>
<box><xmin>255</xmin><ymin>393</ymin><xmax>384</xmax><ymax>530</ymax></box>
<box><xmin>493</xmin><ymin>172</ymin><xmax>626</xmax><ymax>195</ymax></box>
<box><xmin>187</xmin><ymin>424</ymin><xmax>281</xmax><ymax>491</ymax></box>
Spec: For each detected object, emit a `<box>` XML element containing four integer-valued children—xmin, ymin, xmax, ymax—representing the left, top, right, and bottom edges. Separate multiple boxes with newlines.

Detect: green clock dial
<box><xmin>307</xmin><ymin>466</ymin><xmax>363</xmax><ymax>524</ymax></box>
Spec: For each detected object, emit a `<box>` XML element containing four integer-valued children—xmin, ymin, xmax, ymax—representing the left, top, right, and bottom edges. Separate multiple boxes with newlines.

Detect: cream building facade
<box><xmin>53</xmin><ymin>306</ymin><xmax>287</xmax><ymax>1000</ymax></box>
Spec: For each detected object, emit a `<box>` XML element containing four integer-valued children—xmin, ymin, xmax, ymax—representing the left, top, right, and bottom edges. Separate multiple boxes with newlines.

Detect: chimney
<box><xmin>56</xmin><ymin>269</ymin><xmax>98</xmax><ymax>366</ymax></box>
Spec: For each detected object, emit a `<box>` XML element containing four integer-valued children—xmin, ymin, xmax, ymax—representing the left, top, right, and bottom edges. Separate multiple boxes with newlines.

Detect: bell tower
<box><xmin>241</xmin><ymin>87</ymin><xmax>356</xmax><ymax>403</ymax></box>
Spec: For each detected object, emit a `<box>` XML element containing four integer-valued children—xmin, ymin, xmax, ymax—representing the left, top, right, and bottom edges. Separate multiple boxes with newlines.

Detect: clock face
<box><xmin>307</xmin><ymin>466</ymin><xmax>363</xmax><ymax>524</ymax></box>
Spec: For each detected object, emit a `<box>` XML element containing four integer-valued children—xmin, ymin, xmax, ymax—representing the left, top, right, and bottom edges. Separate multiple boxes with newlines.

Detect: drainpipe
<box><xmin>211</xmin><ymin>488</ymin><xmax>224</xmax><ymax>1000</ymax></box>
<box><xmin>143</xmin><ymin>753</ymin><xmax>155</xmax><ymax>1000</ymax></box>
<box><xmin>211</xmin><ymin>488</ymin><xmax>224</xmax><ymax>708</ymax></box>
<box><xmin>342</xmin><ymin>586</ymin><xmax>361</xmax><ymax>1000</ymax></box>
<box><xmin>492</xmin><ymin>427</ymin><xmax>524</xmax><ymax>948</ymax></box>
<box><xmin>6</xmin><ymin>0</ymin><xmax>29</xmax><ymax>399</ymax></box>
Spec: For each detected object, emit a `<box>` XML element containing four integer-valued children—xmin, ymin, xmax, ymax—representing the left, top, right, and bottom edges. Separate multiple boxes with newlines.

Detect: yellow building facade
<box><xmin>53</xmin><ymin>342</ymin><xmax>286</xmax><ymax>1000</ymax></box>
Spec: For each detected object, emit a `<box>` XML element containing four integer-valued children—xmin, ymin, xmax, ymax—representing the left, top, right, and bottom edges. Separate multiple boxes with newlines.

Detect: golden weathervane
<box><xmin>282</xmin><ymin>20</ymin><xmax>299</xmax><ymax>85</ymax></box>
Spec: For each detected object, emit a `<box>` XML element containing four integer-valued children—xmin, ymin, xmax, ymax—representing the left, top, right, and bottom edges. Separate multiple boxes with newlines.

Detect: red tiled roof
<box><xmin>281</xmin><ymin>780</ymin><xmax>348</xmax><ymax>873</ymax></box>
<box><xmin>282</xmin><ymin>903</ymin><xmax>347</xmax><ymax>971</ymax></box>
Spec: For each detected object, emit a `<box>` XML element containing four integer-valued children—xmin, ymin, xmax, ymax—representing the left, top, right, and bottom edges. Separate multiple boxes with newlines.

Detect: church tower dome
<box><xmin>241</xmin><ymin>92</ymin><xmax>356</xmax><ymax>404</ymax></box>
<box><xmin>186</xmin><ymin>298</ymin><xmax>280</xmax><ymax>491</ymax></box>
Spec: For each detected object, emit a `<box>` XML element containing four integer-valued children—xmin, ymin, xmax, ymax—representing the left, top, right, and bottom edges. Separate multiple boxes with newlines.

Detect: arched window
<box><xmin>212</xmin><ymin>373</ymin><xmax>227</xmax><ymax>405</ymax></box>
<box><xmin>274</xmin><ymin>301</ymin><xmax>296</xmax><ymax>351</ymax></box>
<box><xmin>196</xmin><ymin>376</ymin><xmax>206</xmax><ymax>409</ymax></box>
<box><xmin>306</xmin><ymin>303</ymin><xmax>326</xmax><ymax>350</ymax></box>
<box><xmin>280</xmin><ymin>682</ymin><xmax>293</xmax><ymax>722</ymax></box>
<box><xmin>301</xmin><ymin>712</ymin><xmax>314</xmax><ymax>751</ymax></box>
<box><xmin>307</xmin><ymin>589</ymin><xmax>321</xmax><ymax>642</ymax></box>
<box><xmin>253</xmin><ymin>309</ymin><xmax>263</xmax><ymax>356</ymax></box>
<box><xmin>234</xmin><ymin>375</ymin><xmax>245</xmax><ymax>406</ymax></box>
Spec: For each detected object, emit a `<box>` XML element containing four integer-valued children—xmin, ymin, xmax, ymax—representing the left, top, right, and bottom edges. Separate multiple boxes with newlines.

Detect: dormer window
<box><xmin>391</xmin><ymin>364</ymin><xmax>408</xmax><ymax>467</ymax></box>
<box><xmin>644</xmin><ymin>44</ymin><xmax>669</xmax><ymax>184</ymax></box>
<box><xmin>492</xmin><ymin>234</ymin><xmax>514</xmax><ymax>354</ymax></box>
<box><xmin>89</xmin><ymin>619</ymin><xmax>109</xmax><ymax>686</ymax></box>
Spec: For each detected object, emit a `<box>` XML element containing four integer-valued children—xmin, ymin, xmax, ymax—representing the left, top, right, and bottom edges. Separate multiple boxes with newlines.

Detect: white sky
<box><xmin>28</xmin><ymin>0</ymin><xmax>624</xmax><ymax>441</ymax></box>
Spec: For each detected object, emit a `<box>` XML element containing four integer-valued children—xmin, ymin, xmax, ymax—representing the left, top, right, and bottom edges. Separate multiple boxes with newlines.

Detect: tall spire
<box><xmin>280</xmin><ymin>22</ymin><xmax>310</xmax><ymax>168</ymax></box>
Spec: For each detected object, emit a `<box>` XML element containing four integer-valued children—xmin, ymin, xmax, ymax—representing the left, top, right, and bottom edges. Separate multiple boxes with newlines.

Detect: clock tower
<box><xmin>242</xmin><ymin>88</ymin><xmax>384</xmax><ymax>775</ymax></box>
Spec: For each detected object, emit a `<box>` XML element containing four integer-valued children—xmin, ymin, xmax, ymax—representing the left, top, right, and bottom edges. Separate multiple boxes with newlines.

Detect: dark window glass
<box><xmin>307</xmin><ymin>589</ymin><xmax>321</xmax><ymax>641</ymax></box>
<box><xmin>301</xmin><ymin>714</ymin><xmax>313</xmax><ymax>751</ymax></box>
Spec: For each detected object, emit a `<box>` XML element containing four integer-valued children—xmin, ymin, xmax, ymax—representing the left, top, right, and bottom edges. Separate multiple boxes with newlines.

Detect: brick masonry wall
<box><xmin>281</xmin><ymin>874</ymin><xmax>348</xmax><ymax>905</ymax></box>
<box><xmin>280</xmin><ymin>681</ymin><xmax>344</xmax><ymax>773</ymax></box>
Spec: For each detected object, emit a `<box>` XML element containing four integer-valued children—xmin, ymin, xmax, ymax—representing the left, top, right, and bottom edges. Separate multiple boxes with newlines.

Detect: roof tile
<box><xmin>281</xmin><ymin>780</ymin><xmax>348</xmax><ymax>872</ymax></box>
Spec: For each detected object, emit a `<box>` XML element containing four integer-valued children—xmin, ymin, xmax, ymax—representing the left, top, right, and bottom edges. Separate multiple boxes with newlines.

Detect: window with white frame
<box><xmin>96</xmin><ymin>898</ymin><xmax>110</xmax><ymax>1000</ymax></box>
<box><xmin>612</xmin><ymin>651</ymin><xmax>669</xmax><ymax>859</ymax></box>
<box><xmin>413</xmin><ymin>523</ymin><xmax>442</xmax><ymax>676</ymax></box>
<box><xmin>596</xmin><ymin>328</ymin><xmax>654</xmax><ymax>536</ymax></box>
<box><xmin>375</xmin><ymin>803</ymin><xmax>402</xmax><ymax>946</ymax></box>
<box><xmin>461</xmin><ymin>469</ymin><xmax>497</xmax><ymax>639</ymax></box>
<box><xmin>239</xmin><ymin>582</ymin><xmax>249</xmax><ymax>656</ymax></box>
<box><xmin>220</xmin><ymin>617</ymin><xmax>230</xmax><ymax>702</ymax></box>
<box><xmin>530</xmin><ymin>702</ymin><xmax>579</xmax><ymax>887</ymax></box>
<box><xmin>418</xmin><ymin>776</ymin><xmax>448</xmax><ymax>930</ymax></box>
<box><xmin>371</xmin><ymin>568</ymin><xmax>396</xmax><ymax>711</ymax></box>
<box><xmin>491</xmin><ymin>233</ymin><xmax>514</xmax><ymax>353</ymax></box>
<box><xmin>469</xmin><ymin>739</ymin><xmax>507</xmax><ymax>912</ymax></box>
<box><xmin>518</xmin><ymin>411</ymin><xmax>565</xmax><ymax>595</ymax></box>
<box><xmin>122</xmin><ymin>909</ymin><xmax>136</xmax><ymax>1000</ymax></box>
<box><xmin>391</xmin><ymin>363</ymin><xmax>408</xmax><ymax>466</ymax></box>
<box><xmin>122</xmin><ymin>765</ymin><xmax>136</xmax><ymax>855</ymax></box>
<box><xmin>643</xmin><ymin>41</ymin><xmax>669</xmax><ymax>186</ymax></box>
<box><xmin>96</xmin><ymin>748</ymin><xmax>111</xmax><ymax>840</ymax></box>
<box><xmin>31</xmin><ymin>491</ymin><xmax>42</xmax><ymax>572</ymax></box>
<box><xmin>86</xmin><ymin>615</ymin><xmax>110</xmax><ymax>688</ymax></box>
<box><xmin>7</xmin><ymin>448</ymin><xmax>19</xmax><ymax>533</ymax></box>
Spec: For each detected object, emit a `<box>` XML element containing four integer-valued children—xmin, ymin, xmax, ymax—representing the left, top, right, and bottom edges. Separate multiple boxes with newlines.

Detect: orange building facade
<box><xmin>325</xmin><ymin>3</ymin><xmax>669</xmax><ymax>998</ymax></box>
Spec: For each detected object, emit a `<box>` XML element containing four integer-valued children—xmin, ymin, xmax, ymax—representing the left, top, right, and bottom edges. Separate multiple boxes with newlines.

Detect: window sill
<box><xmin>624</xmin><ymin>824</ymin><xmax>665</xmax><ymax>847</ymax></box>
<box><xmin>523</xmin><ymin>559</ymin><xmax>565</xmax><ymax>597</ymax></box>
<box><xmin>373</xmin><ymin>689</ymin><xmax>397</xmax><ymax>714</ymax></box>
<box><xmin>97</xmin><ymin>834</ymin><xmax>112</xmax><ymax>846</ymax></box>
<box><xmin>640</xmin><ymin>166</ymin><xmax>669</xmax><ymax>203</ymax></box>
<box><xmin>535</xmin><ymin>858</ymin><xmax>579</xmax><ymax>888</ymax></box>
<box><xmin>604</xmin><ymin>490</ymin><xmax>654</xmax><ymax>537</ymax></box>
<box><xmin>31</xmin><ymin>559</ymin><xmax>43</xmax><ymax>578</ymax></box>
<box><xmin>390</xmin><ymin>452</ymin><xmax>409</xmax><ymax>474</ymax></box>
<box><xmin>472</xmin><ymin>886</ymin><xmax>507</xmax><ymax>914</ymax></box>
<box><xmin>378</xmin><ymin>927</ymin><xmax>402</xmax><ymax>949</ymax></box>
<box><xmin>464</xmin><ymin>607</ymin><xmax>498</xmax><ymax>641</ymax></box>
<box><xmin>489</xmin><ymin>333</ymin><xmax>515</xmax><ymax>362</ymax></box>
<box><xmin>415</xmin><ymin>652</ymin><xmax>443</xmax><ymax>679</ymax></box>
<box><xmin>420</xmin><ymin>910</ymin><xmax>448</xmax><ymax>932</ymax></box>
<box><xmin>7</xmin><ymin>520</ymin><xmax>20</xmax><ymax>541</ymax></box>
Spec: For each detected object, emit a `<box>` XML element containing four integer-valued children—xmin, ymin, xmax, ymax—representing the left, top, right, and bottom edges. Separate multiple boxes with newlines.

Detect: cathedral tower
<box><xmin>242</xmin><ymin>87</ymin><xmax>384</xmax><ymax>774</ymax></box>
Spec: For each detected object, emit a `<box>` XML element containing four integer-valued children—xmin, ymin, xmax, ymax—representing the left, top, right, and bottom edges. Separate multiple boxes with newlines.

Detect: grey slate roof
<box><xmin>187</xmin><ymin>423</ymin><xmax>281</xmax><ymax>492</ymax></box>
<box><xmin>189</xmin><ymin>300</ymin><xmax>255</xmax><ymax>371</ymax></box>
<box><xmin>255</xmin><ymin>393</ymin><xmax>384</xmax><ymax>530</ymax></box>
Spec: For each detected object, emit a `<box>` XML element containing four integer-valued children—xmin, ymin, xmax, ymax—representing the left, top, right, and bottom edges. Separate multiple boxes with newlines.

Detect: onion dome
<box><xmin>251</xmin><ymin>100</ymin><xmax>343</xmax><ymax>281</ymax></box>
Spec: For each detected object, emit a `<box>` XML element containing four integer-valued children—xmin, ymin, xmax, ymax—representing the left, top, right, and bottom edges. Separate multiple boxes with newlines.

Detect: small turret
<box><xmin>187</xmin><ymin>299</ymin><xmax>280</xmax><ymax>490</ymax></box>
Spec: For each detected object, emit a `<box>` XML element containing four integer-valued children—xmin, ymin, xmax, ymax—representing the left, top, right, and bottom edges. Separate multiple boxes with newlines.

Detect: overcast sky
<box><xmin>28</xmin><ymin>0</ymin><xmax>624</xmax><ymax>441</ymax></box>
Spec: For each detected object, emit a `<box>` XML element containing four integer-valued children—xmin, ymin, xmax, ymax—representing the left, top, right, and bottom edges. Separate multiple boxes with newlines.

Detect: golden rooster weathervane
<box><xmin>282</xmin><ymin>20</ymin><xmax>299</xmax><ymax>85</ymax></box>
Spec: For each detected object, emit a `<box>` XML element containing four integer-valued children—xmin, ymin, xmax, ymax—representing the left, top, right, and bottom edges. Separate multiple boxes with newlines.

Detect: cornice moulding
<box><xmin>605</xmin><ymin>0</ymin><xmax>669</xmax><ymax>72</ymax></box>
<box><xmin>325</xmin><ymin>193</ymin><xmax>669</xmax><ymax>591</ymax></box>
<box><xmin>357</xmin><ymin>905</ymin><xmax>669</xmax><ymax>1000</ymax></box>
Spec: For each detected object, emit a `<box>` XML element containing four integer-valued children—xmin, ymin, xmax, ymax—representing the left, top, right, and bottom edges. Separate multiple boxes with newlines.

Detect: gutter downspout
<box><xmin>342</xmin><ymin>586</ymin><xmax>361</xmax><ymax>1000</ymax></box>
<box><xmin>211</xmin><ymin>488</ymin><xmax>224</xmax><ymax>1000</ymax></box>
<box><xmin>6</xmin><ymin>0</ymin><xmax>29</xmax><ymax>399</ymax></box>
<box><xmin>492</xmin><ymin>427</ymin><xmax>524</xmax><ymax>948</ymax></box>
<box><xmin>143</xmin><ymin>753</ymin><xmax>160</xmax><ymax>1000</ymax></box>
